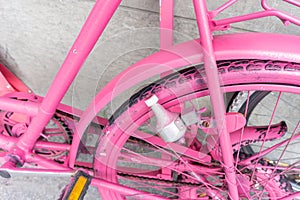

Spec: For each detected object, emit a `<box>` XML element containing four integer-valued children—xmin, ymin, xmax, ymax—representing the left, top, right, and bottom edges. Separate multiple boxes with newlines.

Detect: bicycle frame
<box><xmin>2</xmin><ymin>0</ymin><xmax>300</xmax><ymax>199</ymax></box>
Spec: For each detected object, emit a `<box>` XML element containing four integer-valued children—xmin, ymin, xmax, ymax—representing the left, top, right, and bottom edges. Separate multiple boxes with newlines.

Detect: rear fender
<box><xmin>69</xmin><ymin>33</ymin><xmax>300</xmax><ymax>167</ymax></box>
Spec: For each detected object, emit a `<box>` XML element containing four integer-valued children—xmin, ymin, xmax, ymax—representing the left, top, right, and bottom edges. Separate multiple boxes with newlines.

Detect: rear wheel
<box><xmin>94</xmin><ymin>59</ymin><xmax>300</xmax><ymax>199</ymax></box>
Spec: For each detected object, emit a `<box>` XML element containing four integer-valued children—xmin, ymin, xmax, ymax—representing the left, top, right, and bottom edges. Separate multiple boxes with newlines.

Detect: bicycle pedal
<box><xmin>60</xmin><ymin>170</ymin><xmax>91</xmax><ymax>200</ymax></box>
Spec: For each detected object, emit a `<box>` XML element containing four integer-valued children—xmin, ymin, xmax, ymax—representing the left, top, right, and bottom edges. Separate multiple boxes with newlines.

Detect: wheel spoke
<box><xmin>119</xmin><ymin>134</ymin><xmax>228</xmax><ymax>196</ymax></box>
<box><xmin>120</xmin><ymin>148</ymin><xmax>174</xmax><ymax>168</ymax></box>
<box><xmin>250</xmin><ymin>92</ymin><xmax>282</xmax><ymax>182</ymax></box>
<box><xmin>117</xmin><ymin>175</ymin><xmax>186</xmax><ymax>198</ymax></box>
<box><xmin>133</xmin><ymin>130</ymin><xmax>211</xmax><ymax>163</ymax></box>
<box><xmin>239</xmin><ymin>129</ymin><xmax>300</xmax><ymax>166</ymax></box>
<box><xmin>234</xmin><ymin>90</ymin><xmax>251</xmax><ymax>170</ymax></box>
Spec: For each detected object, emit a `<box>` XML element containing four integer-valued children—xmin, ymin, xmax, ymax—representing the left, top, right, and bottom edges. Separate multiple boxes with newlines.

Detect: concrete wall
<box><xmin>1</xmin><ymin>0</ymin><xmax>300</xmax><ymax>111</ymax></box>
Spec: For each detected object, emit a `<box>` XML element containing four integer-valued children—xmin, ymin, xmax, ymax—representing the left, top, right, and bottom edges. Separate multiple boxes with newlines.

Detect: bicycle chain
<box><xmin>75</xmin><ymin>162</ymin><xmax>201</xmax><ymax>187</ymax></box>
<box><xmin>118</xmin><ymin>171</ymin><xmax>201</xmax><ymax>187</ymax></box>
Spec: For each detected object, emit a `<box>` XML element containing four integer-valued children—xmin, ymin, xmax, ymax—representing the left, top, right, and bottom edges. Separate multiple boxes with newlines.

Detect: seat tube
<box><xmin>193</xmin><ymin>0</ymin><xmax>239</xmax><ymax>199</ymax></box>
<box><xmin>159</xmin><ymin>0</ymin><xmax>174</xmax><ymax>49</ymax></box>
<box><xmin>15</xmin><ymin>0</ymin><xmax>122</xmax><ymax>152</ymax></box>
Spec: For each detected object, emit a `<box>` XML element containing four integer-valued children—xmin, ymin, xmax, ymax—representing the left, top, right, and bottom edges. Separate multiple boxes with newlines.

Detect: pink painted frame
<box><xmin>1</xmin><ymin>0</ymin><xmax>300</xmax><ymax>199</ymax></box>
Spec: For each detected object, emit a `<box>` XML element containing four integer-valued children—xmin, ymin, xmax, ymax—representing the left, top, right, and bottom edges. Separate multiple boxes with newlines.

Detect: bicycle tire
<box><xmin>94</xmin><ymin>59</ymin><xmax>300</xmax><ymax>199</ymax></box>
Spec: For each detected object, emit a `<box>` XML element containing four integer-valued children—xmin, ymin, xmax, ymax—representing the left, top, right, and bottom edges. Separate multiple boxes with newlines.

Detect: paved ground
<box><xmin>0</xmin><ymin>176</ymin><xmax>101</xmax><ymax>199</ymax></box>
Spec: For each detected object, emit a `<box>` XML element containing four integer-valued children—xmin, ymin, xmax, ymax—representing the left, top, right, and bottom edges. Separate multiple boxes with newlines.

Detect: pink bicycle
<box><xmin>1</xmin><ymin>0</ymin><xmax>300</xmax><ymax>199</ymax></box>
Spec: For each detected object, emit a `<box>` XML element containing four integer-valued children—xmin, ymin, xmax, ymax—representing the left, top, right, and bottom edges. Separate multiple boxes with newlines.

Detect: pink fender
<box><xmin>69</xmin><ymin>33</ymin><xmax>300</xmax><ymax>167</ymax></box>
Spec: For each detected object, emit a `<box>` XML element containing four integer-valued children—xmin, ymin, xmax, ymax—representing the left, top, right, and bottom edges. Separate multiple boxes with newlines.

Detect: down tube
<box><xmin>69</xmin><ymin>33</ymin><xmax>300</xmax><ymax>168</ymax></box>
